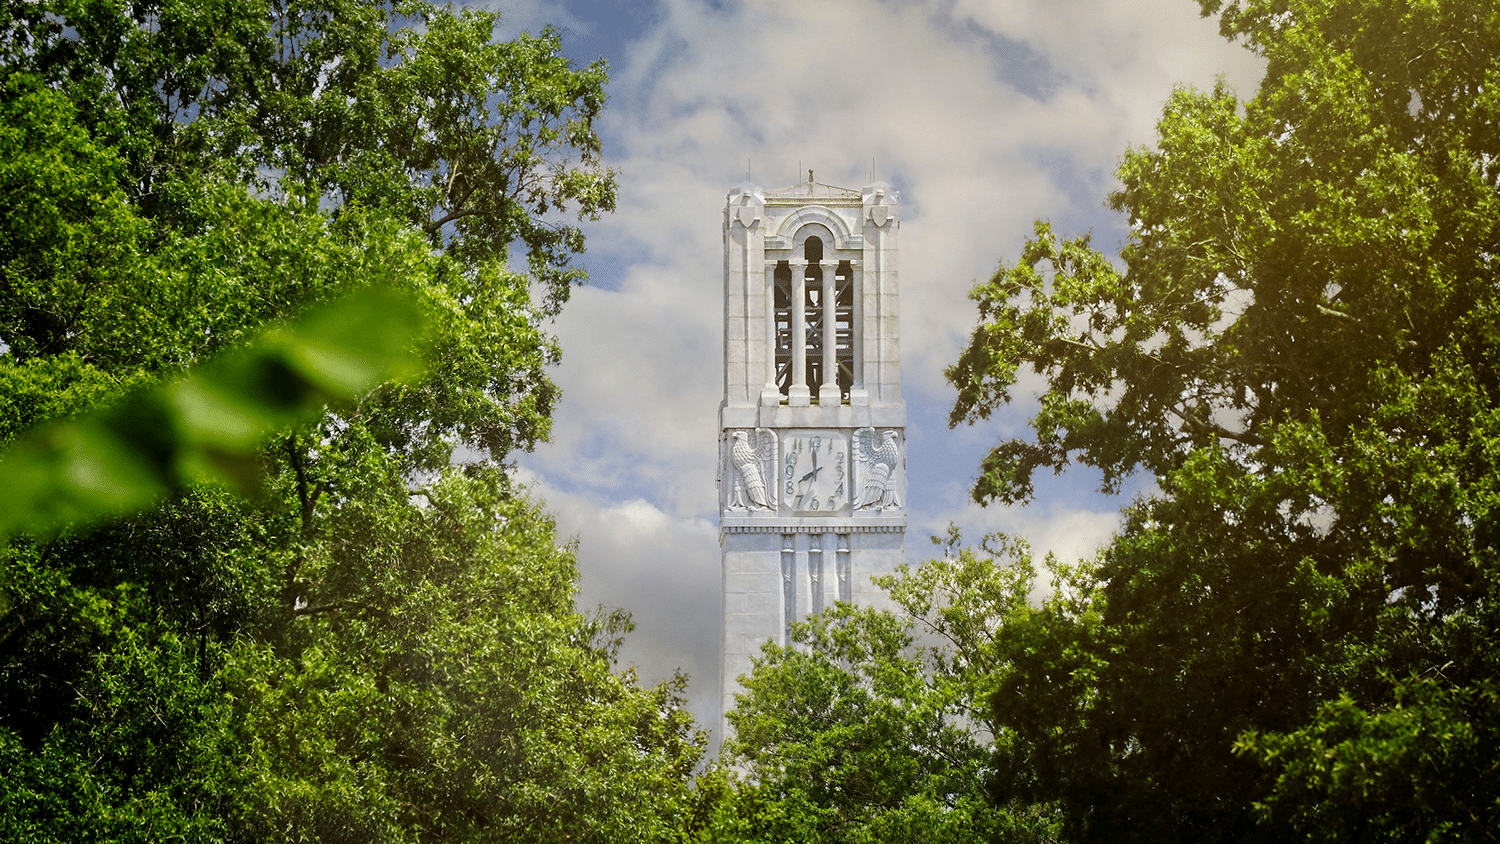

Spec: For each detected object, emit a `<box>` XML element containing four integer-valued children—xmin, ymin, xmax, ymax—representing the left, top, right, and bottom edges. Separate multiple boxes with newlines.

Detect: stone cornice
<box><xmin>720</xmin><ymin>514</ymin><xmax>905</xmax><ymax>540</ymax></box>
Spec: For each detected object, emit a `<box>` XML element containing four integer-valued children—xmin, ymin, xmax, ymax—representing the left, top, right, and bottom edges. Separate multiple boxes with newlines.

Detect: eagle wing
<box><xmin>755</xmin><ymin>429</ymin><xmax>777</xmax><ymax>507</ymax></box>
<box><xmin>731</xmin><ymin>432</ymin><xmax>768</xmax><ymax>509</ymax></box>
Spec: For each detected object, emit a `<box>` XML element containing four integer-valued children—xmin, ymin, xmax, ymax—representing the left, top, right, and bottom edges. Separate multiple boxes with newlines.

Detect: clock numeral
<box><xmin>811</xmin><ymin>498</ymin><xmax>819</xmax><ymax>510</ymax></box>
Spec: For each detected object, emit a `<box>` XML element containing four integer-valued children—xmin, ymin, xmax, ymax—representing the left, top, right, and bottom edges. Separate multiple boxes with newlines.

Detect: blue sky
<box><xmin>481</xmin><ymin>0</ymin><xmax>1267</xmax><ymax>737</ymax></box>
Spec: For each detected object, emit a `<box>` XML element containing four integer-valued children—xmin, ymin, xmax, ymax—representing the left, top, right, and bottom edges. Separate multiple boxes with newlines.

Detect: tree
<box><xmin>0</xmin><ymin>3</ymin><xmax>707</xmax><ymax>840</ymax></box>
<box><xmin>947</xmin><ymin>0</ymin><xmax>1500</xmax><ymax>840</ymax></box>
<box><xmin>218</xmin><ymin>464</ymin><xmax>704</xmax><ymax>844</ymax></box>
<box><xmin>714</xmin><ymin>536</ymin><xmax>1062</xmax><ymax>844</ymax></box>
<box><xmin>0</xmin><ymin>0</ymin><xmax>613</xmax><ymax>310</ymax></box>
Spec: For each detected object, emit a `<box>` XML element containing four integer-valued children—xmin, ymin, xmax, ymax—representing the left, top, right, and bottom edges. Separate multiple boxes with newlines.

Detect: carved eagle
<box><xmin>854</xmin><ymin>427</ymin><xmax>901</xmax><ymax>510</ymax></box>
<box><xmin>729</xmin><ymin>429</ymin><xmax>775</xmax><ymax>510</ymax></box>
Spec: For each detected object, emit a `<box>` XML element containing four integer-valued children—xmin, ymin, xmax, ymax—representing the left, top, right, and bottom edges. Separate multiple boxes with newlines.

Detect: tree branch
<box><xmin>1173</xmin><ymin>403</ymin><xmax>1263</xmax><ymax>446</ymax></box>
<box><xmin>294</xmin><ymin>603</ymin><xmax>350</xmax><ymax>617</ymax></box>
<box><xmin>286</xmin><ymin>433</ymin><xmax>315</xmax><ymax>539</ymax></box>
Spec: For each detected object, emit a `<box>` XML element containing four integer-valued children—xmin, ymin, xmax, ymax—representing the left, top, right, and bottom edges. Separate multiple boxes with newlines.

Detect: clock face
<box><xmin>781</xmin><ymin>433</ymin><xmax>849</xmax><ymax>514</ymax></box>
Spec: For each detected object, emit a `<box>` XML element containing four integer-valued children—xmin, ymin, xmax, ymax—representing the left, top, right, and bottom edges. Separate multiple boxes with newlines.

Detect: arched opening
<box><xmin>769</xmin><ymin>229</ymin><xmax>858</xmax><ymax>405</ymax></box>
<box><xmin>803</xmin><ymin>237</ymin><xmax>825</xmax><ymax>401</ymax></box>
<box><xmin>804</xmin><ymin>261</ymin><xmax>824</xmax><ymax>398</ymax></box>
<box><xmin>774</xmin><ymin>261</ymin><xmax>793</xmax><ymax>397</ymax></box>
<box><xmin>835</xmin><ymin>260</ymin><xmax>854</xmax><ymax>401</ymax></box>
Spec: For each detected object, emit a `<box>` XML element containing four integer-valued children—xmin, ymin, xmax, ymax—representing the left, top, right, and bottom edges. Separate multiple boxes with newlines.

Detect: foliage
<box><xmin>713</xmin><ymin>540</ymin><xmax>1062</xmax><ymax>844</ymax></box>
<box><xmin>0</xmin><ymin>287</ymin><xmax>428</xmax><ymax>538</ymax></box>
<box><xmin>217</xmin><ymin>465</ymin><xmax>704</xmax><ymax>844</ymax></box>
<box><xmin>1236</xmin><ymin>677</ymin><xmax>1500</xmax><ymax>841</ymax></box>
<box><xmin>0</xmin><ymin>605</ymin><xmax>234</xmax><ymax>843</ymax></box>
<box><xmin>948</xmin><ymin>0</ymin><xmax>1500</xmax><ymax>840</ymax></box>
<box><xmin>0</xmin><ymin>0</ymin><xmax>613</xmax><ymax>310</ymax></box>
<box><xmin>0</xmin><ymin>2</ymin><xmax>707</xmax><ymax>841</ymax></box>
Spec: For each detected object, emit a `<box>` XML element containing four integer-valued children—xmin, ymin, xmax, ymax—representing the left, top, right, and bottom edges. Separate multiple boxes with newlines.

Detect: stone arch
<box><xmin>791</xmin><ymin>223</ymin><xmax>835</xmax><ymax>260</ymax></box>
<box><xmin>774</xmin><ymin>205</ymin><xmax>857</xmax><ymax>250</ymax></box>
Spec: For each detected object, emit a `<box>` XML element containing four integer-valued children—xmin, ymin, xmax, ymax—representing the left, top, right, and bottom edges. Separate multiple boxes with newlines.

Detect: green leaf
<box><xmin>0</xmin><ymin>288</ymin><xmax>430</xmax><ymax>538</ymax></box>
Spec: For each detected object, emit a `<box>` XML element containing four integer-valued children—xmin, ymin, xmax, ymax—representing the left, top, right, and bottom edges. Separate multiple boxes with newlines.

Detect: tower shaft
<box><xmin>718</xmin><ymin>177</ymin><xmax>906</xmax><ymax>732</ymax></box>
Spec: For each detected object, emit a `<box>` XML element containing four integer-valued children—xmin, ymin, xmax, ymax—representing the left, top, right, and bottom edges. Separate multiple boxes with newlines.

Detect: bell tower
<box><xmin>718</xmin><ymin>172</ymin><xmax>906</xmax><ymax>729</ymax></box>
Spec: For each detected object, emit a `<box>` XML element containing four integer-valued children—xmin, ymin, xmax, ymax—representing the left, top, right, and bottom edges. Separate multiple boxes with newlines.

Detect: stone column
<box><xmin>761</xmin><ymin>260</ymin><xmax>780</xmax><ymax>406</ymax></box>
<box><xmin>818</xmin><ymin>262</ymin><xmax>840</xmax><ymax>405</ymax></box>
<box><xmin>789</xmin><ymin>260</ymin><xmax>810</xmax><ymax>406</ymax></box>
<box><xmin>849</xmin><ymin>261</ymin><xmax>868</xmax><ymax>406</ymax></box>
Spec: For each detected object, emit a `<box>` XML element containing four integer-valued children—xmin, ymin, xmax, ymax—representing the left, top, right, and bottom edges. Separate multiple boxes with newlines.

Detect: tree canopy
<box><xmin>713</xmin><ymin>536</ymin><xmax>1062</xmax><ymax>844</ymax></box>
<box><xmin>0</xmin><ymin>2</ymin><xmax>705</xmax><ymax>841</ymax></box>
<box><xmin>948</xmin><ymin>0</ymin><xmax>1500</xmax><ymax>840</ymax></box>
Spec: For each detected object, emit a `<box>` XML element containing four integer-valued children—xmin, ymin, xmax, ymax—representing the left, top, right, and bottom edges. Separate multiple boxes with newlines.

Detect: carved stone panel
<box><xmin>853</xmin><ymin>427</ymin><xmax>903</xmax><ymax>511</ymax></box>
<box><xmin>723</xmin><ymin>428</ymin><xmax>777</xmax><ymax>512</ymax></box>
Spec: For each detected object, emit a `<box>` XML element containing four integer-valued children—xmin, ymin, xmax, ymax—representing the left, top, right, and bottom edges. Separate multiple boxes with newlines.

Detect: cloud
<box><xmin>514</xmin><ymin>0</ymin><xmax>1267</xmax><ymax>741</ymax></box>
<box><xmin>516</xmin><ymin>468</ymin><xmax>722</xmax><ymax>730</ymax></box>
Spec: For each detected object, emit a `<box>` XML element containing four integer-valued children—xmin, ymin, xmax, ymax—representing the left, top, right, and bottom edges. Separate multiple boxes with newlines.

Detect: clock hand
<box><xmin>796</xmin><ymin>450</ymin><xmax>823</xmax><ymax>508</ymax></box>
<box><xmin>798</xmin><ymin>449</ymin><xmax>820</xmax><ymax>484</ymax></box>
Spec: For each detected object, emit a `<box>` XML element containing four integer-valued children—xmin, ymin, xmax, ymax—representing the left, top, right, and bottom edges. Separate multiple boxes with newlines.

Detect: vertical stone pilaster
<box><xmin>762</xmin><ymin>260</ymin><xmax>779</xmax><ymax>406</ymax></box>
<box><xmin>861</xmin><ymin>182</ymin><xmax>900</xmax><ymax>407</ymax></box>
<box><xmin>781</xmin><ymin>534</ymin><xmax>796</xmax><ymax>643</ymax></box>
<box><xmin>836</xmin><ymin>534</ymin><xmax>851</xmax><ymax>603</ymax></box>
<box><xmin>724</xmin><ymin>182</ymin><xmax>764</xmax><ymax>408</ymax></box>
<box><xmin>849</xmin><ymin>260</ymin><xmax>869</xmax><ymax>406</ymax></box>
<box><xmin>809</xmin><ymin>534</ymin><xmax>824</xmax><ymax>616</ymax></box>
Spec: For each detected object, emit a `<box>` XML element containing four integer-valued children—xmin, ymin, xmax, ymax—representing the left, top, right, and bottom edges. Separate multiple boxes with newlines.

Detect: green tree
<box><xmin>218</xmin><ymin>464</ymin><xmax>704</xmax><ymax>844</ymax></box>
<box><xmin>1</xmin><ymin>0</ymin><xmax>613</xmax><ymax>309</ymax></box>
<box><xmin>714</xmin><ymin>537</ymin><xmax>1061</xmax><ymax>844</ymax></box>
<box><xmin>0</xmin><ymin>3</ymin><xmax>706</xmax><ymax>841</ymax></box>
<box><xmin>947</xmin><ymin>0</ymin><xmax>1500</xmax><ymax>840</ymax></box>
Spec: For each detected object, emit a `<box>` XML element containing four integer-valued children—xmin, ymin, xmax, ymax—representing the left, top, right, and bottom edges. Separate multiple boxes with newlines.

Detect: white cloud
<box><xmin>514</xmin><ymin>0</ymin><xmax>1267</xmax><ymax>741</ymax></box>
<box><xmin>478</xmin><ymin>0</ymin><xmax>586</xmax><ymax>38</ymax></box>
<box><xmin>516</xmin><ymin>469</ymin><xmax>723</xmax><ymax>730</ymax></box>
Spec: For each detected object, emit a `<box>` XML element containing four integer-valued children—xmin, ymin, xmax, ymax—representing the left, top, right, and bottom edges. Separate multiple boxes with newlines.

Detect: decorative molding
<box><xmin>771</xmin><ymin>204</ymin><xmax>861</xmax><ymax>251</ymax></box>
<box><xmin>721</xmin><ymin>523</ymin><xmax>904</xmax><ymax>535</ymax></box>
<box><xmin>862</xmin><ymin>182</ymin><xmax>900</xmax><ymax>229</ymax></box>
<box><xmin>761</xmin><ymin>259</ymin><xmax>862</xmax><ymax>270</ymax></box>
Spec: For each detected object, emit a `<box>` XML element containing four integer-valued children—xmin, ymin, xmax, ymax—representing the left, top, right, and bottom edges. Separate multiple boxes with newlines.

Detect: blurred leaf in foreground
<box><xmin>0</xmin><ymin>288</ymin><xmax>428</xmax><ymax>538</ymax></box>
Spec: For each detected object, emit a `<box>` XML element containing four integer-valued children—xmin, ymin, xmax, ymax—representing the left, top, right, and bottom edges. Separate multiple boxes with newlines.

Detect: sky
<box><xmin>476</xmin><ymin>0</ymin><xmax>1267</xmax><ymax>739</ymax></box>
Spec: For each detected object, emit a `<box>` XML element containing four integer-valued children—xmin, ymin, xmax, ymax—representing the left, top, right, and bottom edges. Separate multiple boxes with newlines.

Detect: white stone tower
<box><xmin>718</xmin><ymin>172</ymin><xmax>905</xmax><ymax>729</ymax></box>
